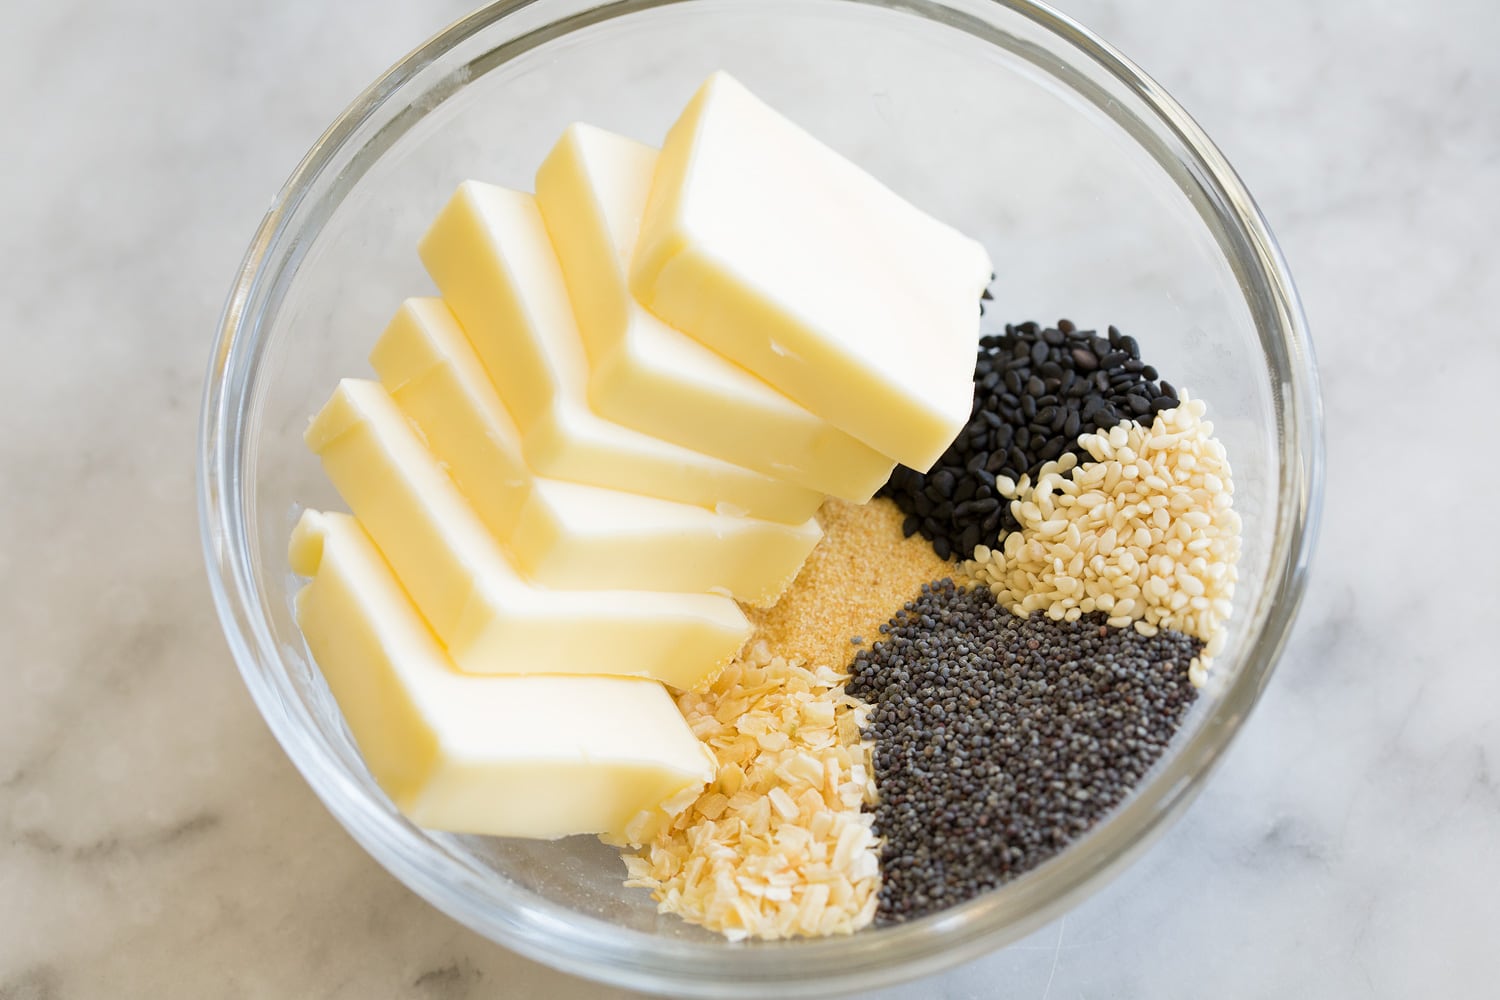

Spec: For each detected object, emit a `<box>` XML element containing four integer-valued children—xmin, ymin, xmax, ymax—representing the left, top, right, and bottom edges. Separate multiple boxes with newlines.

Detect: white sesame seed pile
<box><xmin>964</xmin><ymin>392</ymin><xmax>1240</xmax><ymax>685</ymax></box>
<box><xmin>622</xmin><ymin>639</ymin><xmax>881</xmax><ymax>941</ymax></box>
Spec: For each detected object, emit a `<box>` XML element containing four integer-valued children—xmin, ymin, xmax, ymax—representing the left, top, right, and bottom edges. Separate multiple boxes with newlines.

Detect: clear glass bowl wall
<box><xmin>199</xmin><ymin>0</ymin><xmax>1321</xmax><ymax>995</ymax></box>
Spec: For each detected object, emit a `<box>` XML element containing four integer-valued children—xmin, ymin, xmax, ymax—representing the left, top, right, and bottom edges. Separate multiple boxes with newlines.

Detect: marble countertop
<box><xmin>4</xmin><ymin>0</ymin><xmax>1497</xmax><ymax>996</ymax></box>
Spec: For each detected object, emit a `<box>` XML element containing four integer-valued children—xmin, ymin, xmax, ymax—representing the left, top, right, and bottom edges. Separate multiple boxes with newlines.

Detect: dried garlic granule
<box><xmin>623</xmin><ymin>641</ymin><xmax>880</xmax><ymax>940</ymax></box>
<box><xmin>965</xmin><ymin>392</ymin><xmax>1240</xmax><ymax>686</ymax></box>
<box><xmin>747</xmin><ymin>498</ymin><xmax>954</xmax><ymax>671</ymax></box>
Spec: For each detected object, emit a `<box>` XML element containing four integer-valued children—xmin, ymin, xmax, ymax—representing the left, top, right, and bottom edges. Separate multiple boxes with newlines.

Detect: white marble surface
<box><xmin>3</xmin><ymin>0</ymin><xmax>1497</xmax><ymax>996</ymax></box>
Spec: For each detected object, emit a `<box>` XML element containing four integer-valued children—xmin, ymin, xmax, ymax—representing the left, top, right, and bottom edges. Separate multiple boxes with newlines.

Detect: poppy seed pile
<box><xmin>847</xmin><ymin>580</ymin><xmax>1200</xmax><ymax>924</ymax></box>
<box><xmin>880</xmin><ymin>320</ymin><xmax>1181</xmax><ymax>558</ymax></box>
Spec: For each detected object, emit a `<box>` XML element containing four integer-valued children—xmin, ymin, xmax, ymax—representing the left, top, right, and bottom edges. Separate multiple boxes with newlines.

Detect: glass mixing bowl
<box><xmin>198</xmin><ymin>0</ymin><xmax>1323</xmax><ymax>993</ymax></box>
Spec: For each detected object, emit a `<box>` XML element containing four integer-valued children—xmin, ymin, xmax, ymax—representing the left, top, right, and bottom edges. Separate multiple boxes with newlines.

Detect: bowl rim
<box><xmin>198</xmin><ymin>0</ymin><xmax>1324</xmax><ymax>994</ymax></box>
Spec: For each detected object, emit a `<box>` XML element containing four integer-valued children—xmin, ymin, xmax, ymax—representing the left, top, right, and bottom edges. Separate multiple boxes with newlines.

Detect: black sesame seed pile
<box><xmin>847</xmin><ymin>580</ymin><xmax>1199</xmax><ymax>925</ymax></box>
<box><xmin>880</xmin><ymin>320</ymin><xmax>1180</xmax><ymax>559</ymax></box>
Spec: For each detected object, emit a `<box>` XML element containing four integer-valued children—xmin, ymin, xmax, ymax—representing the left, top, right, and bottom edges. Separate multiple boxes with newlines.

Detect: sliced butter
<box><xmin>305</xmin><ymin>377</ymin><xmax>748</xmax><ymax>689</ymax></box>
<box><xmin>289</xmin><ymin>509</ymin><xmax>715</xmax><ymax>839</ymax></box>
<box><xmin>535</xmin><ymin>124</ymin><xmax>895</xmax><ymax>501</ymax></box>
<box><xmin>419</xmin><ymin>182</ymin><xmax>822</xmax><ymax>525</ymax></box>
<box><xmin>370</xmin><ymin>298</ymin><xmax>821</xmax><ymax>607</ymax></box>
<box><xmin>632</xmin><ymin>71</ymin><xmax>993</xmax><ymax>472</ymax></box>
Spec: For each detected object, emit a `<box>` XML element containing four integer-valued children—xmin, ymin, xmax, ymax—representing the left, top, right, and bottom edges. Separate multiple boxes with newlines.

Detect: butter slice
<box><xmin>517</xmin><ymin>480</ymin><xmax>819</xmax><ymax>607</ymax></box>
<box><xmin>306</xmin><ymin>378</ymin><xmax>748</xmax><ymax>688</ymax></box>
<box><xmin>632</xmin><ymin>72</ymin><xmax>993</xmax><ymax>472</ymax></box>
<box><xmin>289</xmin><ymin>509</ymin><xmax>715</xmax><ymax>839</ymax></box>
<box><xmin>371</xmin><ymin>298</ymin><xmax>821</xmax><ymax>607</ymax></box>
<box><xmin>369</xmin><ymin>298</ymin><xmax>531</xmax><ymax>544</ymax></box>
<box><xmin>419</xmin><ymin>182</ymin><xmax>822</xmax><ymax>525</ymax></box>
<box><xmin>535</xmin><ymin>124</ymin><xmax>895</xmax><ymax>501</ymax></box>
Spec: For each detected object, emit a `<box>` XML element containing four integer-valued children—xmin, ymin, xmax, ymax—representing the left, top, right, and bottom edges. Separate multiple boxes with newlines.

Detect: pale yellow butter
<box><xmin>535</xmin><ymin>124</ymin><xmax>895</xmax><ymax>501</ymax></box>
<box><xmin>289</xmin><ymin>509</ymin><xmax>716</xmax><ymax>839</ymax></box>
<box><xmin>632</xmin><ymin>71</ymin><xmax>993</xmax><ymax>472</ymax></box>
<box><xmin>369</xmin><ymin>298</ymin><xmax>532</xmax><ymax>546</ymax></box>
<box><xmin>305</xmin><ymin>377</ymin><xmax>749</xmax><ymax>689</ymax></box>
<box><xmin>518</xmin><ymin>479</ymin><xmax>820</xmax><ymax>607</ymax></box>
<box><xmin>370</xmin><ymin>298</ymin><xmax>821</xmax><ymax>607</ymax></box>
<box><xmin>419</xmin><ymin>182</ymin><xmax>822</xmax><ymax>525</ymax></box>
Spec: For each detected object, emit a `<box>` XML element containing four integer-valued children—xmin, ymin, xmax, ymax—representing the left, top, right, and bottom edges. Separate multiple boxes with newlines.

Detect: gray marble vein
<box><xmin>2</xmin><ymin>0</ymin><xmax>1498</xmax><ymax>996</ymax></box>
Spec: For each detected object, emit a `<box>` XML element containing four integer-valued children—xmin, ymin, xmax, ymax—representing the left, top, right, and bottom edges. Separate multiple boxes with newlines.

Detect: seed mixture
<box><xmin>847</xmin><ymin>580</ymin><xmax>1199</xmax><ymax>924</ymax></box>
<box><xmin>965</xmin><ymin>393</ymin><xmax>1239</xmax><ymax>685</ymax></box>
<box><xmin>881</xmin><ymin>321</ymin><xmax>1179</xmax><ymax>557</ymax></box>
<box><xmin>618</xmin><ymin>320</ymin><xmax>1242</xmax><ymax>938</ymax></box>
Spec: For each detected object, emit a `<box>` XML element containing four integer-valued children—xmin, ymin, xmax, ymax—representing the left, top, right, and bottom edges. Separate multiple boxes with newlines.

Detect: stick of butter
<box><xmin>632</xmin><ymin>71</ymin><xmax>993</xmax><ymax>472</ymax></box>
<box><xmin>419</xmin><ymin>182</ymin><xmax>822</xmax><ymax>525</ymax></box>
<box><xmin>306</xmin><ymin>378</ymin><xmax>749</xmax><ymax>689</ymax></box>
<box><xmin>370</xmin><ymin>298</ymin><xmax>821</xmax><ymax>607</ymax></box>
<box><xmin>535</xmin><ymin>124</ymin><xmax>895</xmax><ymax>501</ymax></box>
<box><xmin>289</xmin><ymin>509</ymin><xmax>716</xmax><ymax>839</ymax></box>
